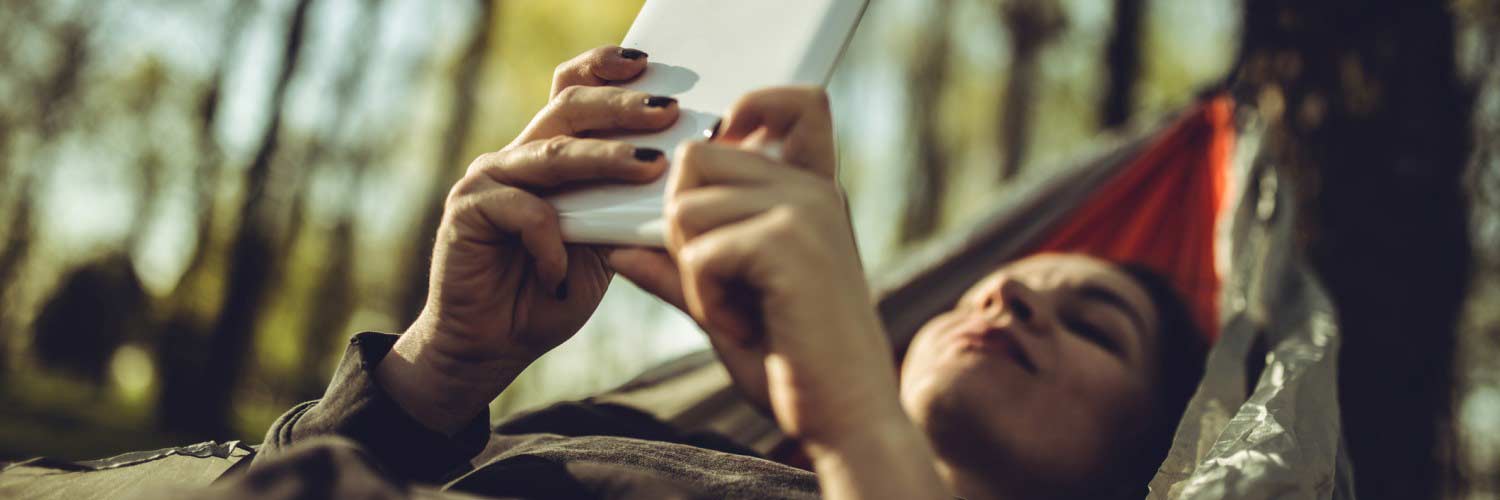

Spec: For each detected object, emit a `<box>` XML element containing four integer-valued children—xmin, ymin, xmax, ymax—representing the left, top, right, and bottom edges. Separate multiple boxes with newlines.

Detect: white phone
<box><xmin>546</xmin><ymin>0</ymin><xmax>869</xmax><ymax>246</ymax></box>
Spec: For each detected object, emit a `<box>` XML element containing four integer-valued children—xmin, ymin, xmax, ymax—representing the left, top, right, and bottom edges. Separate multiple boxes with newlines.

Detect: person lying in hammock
<box><xmin>235</xmin><ymin>46</ymin><xmax>1207</xmax><ymax>500</ymax></box>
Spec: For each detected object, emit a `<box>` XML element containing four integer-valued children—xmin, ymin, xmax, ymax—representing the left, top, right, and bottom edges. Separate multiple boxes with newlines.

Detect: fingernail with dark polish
<box><xmin>634</xmin><ymin>147</ymin><xmax>664</xmax><ymax>162</ymax></box>
<box><xmin>703</xmin><ymin>118</ymin><xmax>723</xmax><ymax>140</ymax></box>
<box><xmin>620</xmin><ymin>48</ymin><xmax>648</xmax><ymax>60</ymax></box>
<box><xmin>644</xmin><ymin>96</ymin><xmax>677</xmax><ymax>108</ymax></box>
<box><xmin>555</xmin><ymin>282</ymin><xmax>569</xmax><ymax>301</ymax></box>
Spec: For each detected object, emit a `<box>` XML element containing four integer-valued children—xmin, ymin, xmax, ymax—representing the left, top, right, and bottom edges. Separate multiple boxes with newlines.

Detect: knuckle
<box><xmin>445</xmin><ymin>173</ymin><xmax>482</xmax><ymax>207</ymax></box>
<box><xmin>466</xmin><ymin>151</ymin><xmax>495</xmax><ymax>176</ymax></box>
<box><xmin>444</xmin><ymin>187</ymin><xmax>464</xmax><ymax>210</ymax></box>
<box><xmin>536</xmin><ymin>135</ymin><xmax>572</xmax><ymax>161</ymax></box>
<box><xmin>765</xmin><ymin>206</ymin><xmax>805</xmax><ymax>239</ymax></box>
<box><xmin>678</xmin><ymin>241</ymin><xmax>712</xmax><ymax>272</ymax></box>
<box><xmin>554</xmin><ymin>84</ymin><xmax>586</xmax><ymax>106</ymax></box>
<box><xmin>663</xmin><ymin>199</ymin><xmax>690</xmax><ymax>227</ymax></box>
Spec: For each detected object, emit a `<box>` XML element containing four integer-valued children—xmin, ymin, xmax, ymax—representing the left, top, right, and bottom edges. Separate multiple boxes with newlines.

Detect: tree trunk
<box><xmin>170</xmin><ymin>0</ymin><xmax>254</xmax><ymax>301</ymax></box>
<box><xmin>292</xmin><ymin>0</ymin><xmax>385</xmax><ymax>399</ymax></box>
<box><xmin>996</xmin><ymin>0</ymin><xmax>1062</xmax><ymax>181</ymax></box>
<box><xmin>1235</xmin><ymin>1</ymin><xmax>1471</xmax><ymax>497</ymax></box>
<box><xmin>1101</xmin><ymin>0</ymin><xmax>1142</xmax><ymax>128</ymax></box>
<box><xmin>0</xmin><ymin>16</ymin><xmax>93</xmax><ymax>380</ymax></box>
<box><xmin>397</xmin><ymin>0</ymin><xmax>497</xmax><ymax>324</ymax></box>
<box><xmin>279</xmin><ymin>0</ymin><xmax>381</xmax><ymax>255</ymax></box>
<box><xmin>897</xmin><ymin>0</ymin><xmax>954</xmax><ymax>245</ymax></box>
<box><xmin>158</xmin><ymin>0</ymin><xmax>315</xmax><ymax>439</ymax></box>
<box><xmin>151</xmin><ymin>0</ymin><xmax>255</xmax><ymax>435</ymax></box>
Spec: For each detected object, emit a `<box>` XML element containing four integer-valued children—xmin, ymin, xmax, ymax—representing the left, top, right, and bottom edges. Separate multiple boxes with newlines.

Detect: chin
<box><xmin>903</xmin><ymin>366</ymin><xmax>1013</xmax><ymax>456</ymax></box>
<box><xmin>909</xmin><ymin>353</ymin><xmax>1031</xmax><ymax>407</ymax></box>
<box><xmin>918</xmin><ymin>395</ymin><xmax>1100</xmax><ymax>499</ymax></box>
<box><xmin>905</xmin><ymin>362</ymin><xmax>1073</xmax><ymax>464</ymax></box>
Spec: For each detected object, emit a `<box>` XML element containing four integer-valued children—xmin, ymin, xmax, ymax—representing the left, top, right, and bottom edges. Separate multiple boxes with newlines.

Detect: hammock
<box><xmin>0</xmin><ymin>96</ymin><xmax>1355</xmax><ymax>499</ymax></box>
<box><xmin>602</xmin><ymin>94</ymin><xmax>1355</xmax><ymax>498</ymax></box>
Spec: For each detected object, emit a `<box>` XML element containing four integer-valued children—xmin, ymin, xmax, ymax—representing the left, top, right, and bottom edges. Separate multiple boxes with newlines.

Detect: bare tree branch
<box><xmin>158</xmin><ymin>0</ymin><xmax>317</xmax><ymax>438</ymax></box>
<box><xmin>897</xmin><ymin>0</ymin><xmax>955</xmax><ymax>244</ymax></box>
<box><xmin>397</xmin><ymin>0</ymin><xmax>498</xmax><ymax>324</ymax></box>
<box><xmin>996</xmin><ymin>0</ymin><xmax>1063</xmax><ymax>181</ymax></box>
<box><xmin>1102</xmin><ymin>0</ymin><xmax>1143</xmax><ymax>128</ymax></box>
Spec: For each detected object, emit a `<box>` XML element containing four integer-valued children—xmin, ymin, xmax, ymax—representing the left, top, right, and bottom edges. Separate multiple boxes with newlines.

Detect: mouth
<box><xmin>953</xmin><ymin>327</ymin><xmax>1038</xmax><ymax>375</ymax></box>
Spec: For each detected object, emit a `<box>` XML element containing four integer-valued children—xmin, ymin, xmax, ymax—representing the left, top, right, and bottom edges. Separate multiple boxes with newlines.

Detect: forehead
<box><xmin>965</xmin><ymin>254</ymin><xmax>1158</xmax><ymax>329</ymax></box>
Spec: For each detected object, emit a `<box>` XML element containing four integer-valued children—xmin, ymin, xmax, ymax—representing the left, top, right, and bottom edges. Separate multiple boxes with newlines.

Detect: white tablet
<box><xmin>546</xmin><ymin>0</ymin><xmax>869</xmax><ymax>246</ymax></box>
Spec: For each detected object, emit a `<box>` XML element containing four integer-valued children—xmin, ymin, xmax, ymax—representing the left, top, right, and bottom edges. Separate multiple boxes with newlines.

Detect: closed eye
<box><xmin>1065</xmin><ymin>315</ymin><xmax>1121</xmax><ymax>355</ymax></box>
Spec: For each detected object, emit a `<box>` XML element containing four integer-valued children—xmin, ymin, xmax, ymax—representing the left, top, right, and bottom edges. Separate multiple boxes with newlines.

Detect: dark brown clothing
<box><xmin>244</xmin><ymin>332</ymin><xmax>820</xmax><ymax>499</ymax></box>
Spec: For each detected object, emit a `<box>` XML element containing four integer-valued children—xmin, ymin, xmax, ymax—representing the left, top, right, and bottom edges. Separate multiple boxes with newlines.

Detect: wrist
<box><xmin>800</xmin><ymin>402</ymin><xmax>914</xmax><ymax>457</ymax></box>
<box><xmin>401</xmin><ymin>313</ymin><xmax>535</xmax><ymax>385</ymax></box>
<box><xmin>374</xmin><ymin>316</ymin><xmax>530</xmax><ymax>435</ymax></box>
<box><xmin>772</xmin><ymin>297</ymin><xmax>901</xmax><ymax>441</ymax></box>
<box><xmin>804</xmin><ymin>411</ymin><xmax>950</xmax><ymax>499</ymax></box>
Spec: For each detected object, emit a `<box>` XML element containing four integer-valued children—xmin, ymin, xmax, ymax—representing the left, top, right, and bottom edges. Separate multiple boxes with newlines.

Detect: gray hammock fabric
<box><xmin>0</xmin><ymin>101</ymin><xmax>1355</xmax><ymax>499</ymax></box>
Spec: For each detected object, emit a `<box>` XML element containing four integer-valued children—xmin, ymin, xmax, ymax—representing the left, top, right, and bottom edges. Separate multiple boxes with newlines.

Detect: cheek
<box><xmin>1066</xmin><ymin>342</ymin><xmax>1144</xmax><ymax>394</ymax></box>
<box><xmin>1001</xmin><ymin>342</ymin><xmax>1153</xmax><ymax>476</ymax></box>
<box><xmin>1049</xmin><ymin>341</ymin><xmax>1152</xmax><ymax>431</ymax></box>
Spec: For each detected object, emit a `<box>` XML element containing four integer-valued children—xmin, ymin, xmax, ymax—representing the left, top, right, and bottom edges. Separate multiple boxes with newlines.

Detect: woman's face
<box><xmin>899</xmin><ymin>253</ymin><xmax>1164</xmax><ymax>492</ymax></box>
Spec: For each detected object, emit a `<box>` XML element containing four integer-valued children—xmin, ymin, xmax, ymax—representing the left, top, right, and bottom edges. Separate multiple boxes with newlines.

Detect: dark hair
<box><xmin>1110</xmin><ymin>263</ymin><xmax>1209</xmax><ymax>497</ymax></box>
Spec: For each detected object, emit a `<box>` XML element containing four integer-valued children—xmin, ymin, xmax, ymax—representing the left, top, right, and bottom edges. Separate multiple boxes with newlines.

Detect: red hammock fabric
<box><xmin>1031</xmin><ymin>96</ymin><xmax>1234</xmax><ymax>343</ymax></box>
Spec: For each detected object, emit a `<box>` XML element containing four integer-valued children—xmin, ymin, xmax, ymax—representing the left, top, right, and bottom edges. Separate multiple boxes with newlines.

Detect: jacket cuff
<box><xmin>256</xmin><ymin>332</ymin><xmax>490</xmax><ymax>483</ymax></box>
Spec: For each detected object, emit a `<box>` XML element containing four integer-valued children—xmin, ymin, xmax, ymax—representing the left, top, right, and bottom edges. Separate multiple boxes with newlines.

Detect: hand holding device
<box><xmin>374</xmin><ymin>47</ymin><xmax>678</xmax><ymax>435</ymax></box>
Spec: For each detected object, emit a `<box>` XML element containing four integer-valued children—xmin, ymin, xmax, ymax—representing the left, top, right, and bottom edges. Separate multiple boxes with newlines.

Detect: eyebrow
<box><xmin>1075</xmin><ymin>285</ymin><xmax>1150</xmax><ymax>344</ymax></box>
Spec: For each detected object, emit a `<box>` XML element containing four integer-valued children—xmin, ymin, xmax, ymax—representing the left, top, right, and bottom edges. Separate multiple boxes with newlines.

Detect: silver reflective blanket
<box><xmin>1146</xmin><ymin>112</ymin><xmax>1355</xmax><ymax>499</ymax></box>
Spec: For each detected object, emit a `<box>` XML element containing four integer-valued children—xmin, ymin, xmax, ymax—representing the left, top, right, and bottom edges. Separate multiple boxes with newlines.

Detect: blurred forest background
<box><xmin>1</xmin><ymin>0</ymin><xmax>1499</xmax><ymax>497</ymax></box>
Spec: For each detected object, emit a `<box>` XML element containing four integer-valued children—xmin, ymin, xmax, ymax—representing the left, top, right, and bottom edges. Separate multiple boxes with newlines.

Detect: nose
<box><xmin>981</xmin><ymin>277</ymin><xmax>1045</xmax><ymax>332</ymax></box>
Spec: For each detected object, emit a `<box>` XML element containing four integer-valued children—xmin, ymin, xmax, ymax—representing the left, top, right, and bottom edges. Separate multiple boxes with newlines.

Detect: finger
<box><xmin>516</xmin><ymin>86</ymin><xmax>678</xmax><ymax>144</ymax></box>
<box><xmin>612</xmin><ymin>245</ymin><xmax>762</xmax><ymax>354</ymax></box>
<box><xmin>446</xmin><ymin>177</ymin><xmax>569</xmax><ymax>291</ymax></box>
<box><xmin>663</xmin><ymin>185</ymin><xmax>776</xmax><ymax>247</ymax></box>
<box><xmin>611</xmin><ymin>246</ymin><xmax>768</xmax><ymax>410</ymax></box>
<box><xmin>551</xmin><ymin>45</ymin><xmax>650</xmax><ymax>97</ymax></box>
<box><xmin>707</xmin><ymin>328</ymin><xmax>773</xmax><ymax>413</ymax></box>
<box><xmin>717</xmin><ymin>85</ymin><xmax>836</xmax><ymax>178</ymax></box>
<box><xmin>612</xmin><ymin>246</ymin><xmax>768</xmax><ymax>411</ymax></box>
<box><xmin>675</xmin><ymin>219</ymin><xmax>773</xmax><ymax>346</ymax></box>
<box><xmin>669</xmin><ymin>141</ymin><xmax>822</xmax><ymax>195</ymax></box>
<box><xmin>470</xmin><ymin>137</ymin><xmax>666</xmax><ymax>190</ymax></box>
<box><xmin>607</xmin><ymin>248</ymin><xmax>687</xmax><ymax>311</ymax></box>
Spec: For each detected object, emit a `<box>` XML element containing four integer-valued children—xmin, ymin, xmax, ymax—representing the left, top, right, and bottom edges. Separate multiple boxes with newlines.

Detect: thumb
<box><xmin>607</xmin><ymin>248</ymin><xmax>687</xmax><ymax>311</ymax></box>
<box><xmin>613</xmin><ymin>247</ymin><xmax>759</xmax><ymax>348</ymax></box>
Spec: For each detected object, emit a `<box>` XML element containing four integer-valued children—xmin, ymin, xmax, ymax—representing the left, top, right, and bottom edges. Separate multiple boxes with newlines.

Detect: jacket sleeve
<box><xmin>252</xmin><ymin>331</ymin><xmax>491</xmax><ymax>484</ymax></box>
